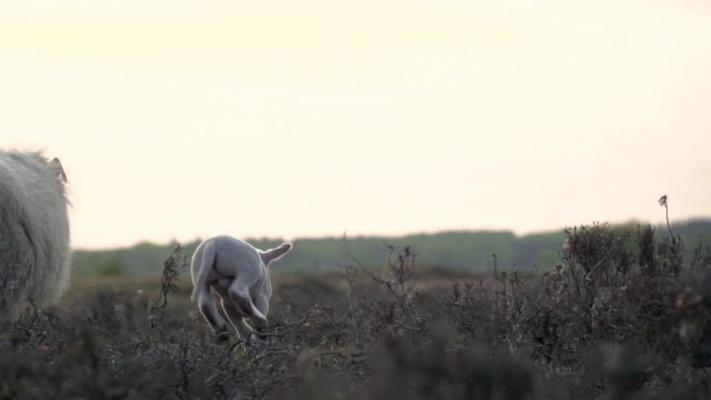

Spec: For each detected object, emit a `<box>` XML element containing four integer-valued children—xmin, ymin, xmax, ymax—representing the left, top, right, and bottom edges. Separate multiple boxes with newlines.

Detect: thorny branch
<box><xmin>341</xmin><ymin>233</ymin><xmax>423</xmax><ymax>333</ymax></box>
<box><xmin>150</xmin><ymin>244</ymin><xmax>188</xmax><ymax>326</ymax></box>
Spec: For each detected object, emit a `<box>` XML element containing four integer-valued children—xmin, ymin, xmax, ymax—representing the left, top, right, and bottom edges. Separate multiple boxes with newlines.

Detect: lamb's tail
<box><xmin>191</xmin><ymin>240</ymin><xmax>216</xmax><ymax>302</ymax></box>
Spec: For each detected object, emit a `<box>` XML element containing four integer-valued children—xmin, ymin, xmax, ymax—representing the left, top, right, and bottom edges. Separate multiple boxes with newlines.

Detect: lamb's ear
<box><xmin>50</xmin><ymin>158</ymin><xmax>68</xmax><ymax>183</ymax></box>
<box><xmin>260</xmin><ymin>243</ymin><xmax>293</xmax><ymax>266</ymax></box>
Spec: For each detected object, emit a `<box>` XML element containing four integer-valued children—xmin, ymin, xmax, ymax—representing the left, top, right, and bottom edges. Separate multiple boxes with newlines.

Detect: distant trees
<box><xmin>71</xmin><ymin>220</ymin><xmax>711</xmax><ymax>278</ymax></box>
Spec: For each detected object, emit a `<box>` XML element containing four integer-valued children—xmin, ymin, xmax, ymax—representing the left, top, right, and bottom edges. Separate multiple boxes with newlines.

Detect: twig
<box><xmin>254</xmin><ymin>304</ymin><xmax>319</xmax><ymax>338</ymax></box>
<box><xmin>658</xmin><ymin>195</ymin><xmax>674</xmax><ymax>237</ymax></box>
<box><xmin>342</xmin><ymin>233</ymin><xmax>422</xmax><ymax>332</ymax></box>
<box><xmin>151</xmin><ymin>244</ymin><xmax>187</xmax><ymax>313</ymax></box>
<box><xmin>314</xmin><ymin>350</ymin><xmax>368</xmax><ymax>363</ymax></box>
<box><xmin>252</xmin><ymin>349</ymin><xmax>289</xmax><ymax>363</ymax></box>
<box><xmin>227</xmin><ymin>339</ymin><xmax>246</xmax><ymax>354</ymax></box>
<box><xmin>339</xmin><ymin>263</ymin><xmax>362</xmax><ymax>345</ymax></box>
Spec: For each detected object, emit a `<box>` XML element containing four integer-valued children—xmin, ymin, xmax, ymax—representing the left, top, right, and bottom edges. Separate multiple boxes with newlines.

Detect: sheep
<box><xmin>190</xmin><ymin>236</ymin><xmax>293</xmax><ymax>340</ymax></box>
<box><xmin>0</xmin><ymin>150</ymin><xmax>71</xmax><ymax>322</ymax></box>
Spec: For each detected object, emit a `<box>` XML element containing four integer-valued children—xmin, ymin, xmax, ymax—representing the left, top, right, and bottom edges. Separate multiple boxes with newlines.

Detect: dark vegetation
<box><xmin>3</xmin><ymin>219</ymin><xmax>711</xmax><ymax>399</ymax></box>
<box><xmin>72</xmin><ymin>219</ymin><xmax>711</xmax><ymax>278</ymax></box>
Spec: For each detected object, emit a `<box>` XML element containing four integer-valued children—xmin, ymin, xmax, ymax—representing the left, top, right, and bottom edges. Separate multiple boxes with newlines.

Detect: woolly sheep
<box><xmin>0</xmin><ymin>150</ymin><xmax>70</xmax><ymax>322</ymax></box>
<box><xmin>191</xmin><ymin>236</ymin><xmax>293</xmax><ymax>340</ymax></box>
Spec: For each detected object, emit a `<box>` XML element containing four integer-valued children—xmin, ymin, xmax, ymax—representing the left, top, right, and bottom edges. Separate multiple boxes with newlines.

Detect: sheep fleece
<box><xmin>0</xmin><ymin>151</ymin><xmax>70</xmax><ymax>322</ymax></box>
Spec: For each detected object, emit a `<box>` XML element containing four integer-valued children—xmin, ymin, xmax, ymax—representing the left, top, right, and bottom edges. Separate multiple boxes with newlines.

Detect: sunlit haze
<box><xmin>2</xmin><ymin>0</ymin><xmax>710</xmax><ymax>249</ymax></box>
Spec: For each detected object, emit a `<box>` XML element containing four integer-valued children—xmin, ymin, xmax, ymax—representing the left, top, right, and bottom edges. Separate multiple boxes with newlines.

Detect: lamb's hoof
<box><xmin>216</xmin><ymin>330</ymin><xmax>230</xmax><ymax>343</ymax></box>
<box><xmin>254</xmin><ymin>322</ymin><xmax>268</xmax><ymax>339</ymax></box>
<box><xmin>247</xmin><ymin>332</ymin><xmax>266</xmax><ymax>348</ymax></box>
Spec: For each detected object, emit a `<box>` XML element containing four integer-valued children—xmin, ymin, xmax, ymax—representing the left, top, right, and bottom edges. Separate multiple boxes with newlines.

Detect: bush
<box><xmin>2</xmin><ymin>225</ymin><xmax>711</xmax><ymax>399</ymax></box>
<box><xmin>97</xmin><ymin>257</ymin><xmax>126</xmax><ymax>277</ymax></box>
<box><xmin>448</xmin><ymin>223</ymin><xmax>711</xmax><ymax>399</ymax></box>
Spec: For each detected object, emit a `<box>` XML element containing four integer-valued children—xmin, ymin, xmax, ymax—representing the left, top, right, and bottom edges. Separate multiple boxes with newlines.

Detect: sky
<box><xmin>2</xmin><ymin>0</ymin><xmax>710</xmax><ymax>249</ymax></box>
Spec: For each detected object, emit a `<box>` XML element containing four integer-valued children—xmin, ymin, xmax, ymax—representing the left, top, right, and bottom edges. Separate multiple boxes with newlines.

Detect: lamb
<box><xmin>0</xmin><ymin>150</ymin><xmax>71</xmax><ymax>322</ymax></box>
<box><xmin>190</xmin><ymin>236</ymin><xmax>293</xmax><ymax>340</ymax></box>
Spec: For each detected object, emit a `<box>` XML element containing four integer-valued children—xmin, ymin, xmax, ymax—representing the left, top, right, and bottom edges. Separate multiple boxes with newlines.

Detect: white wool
<box><xmin>0</xmin><ymin>150</ymin><xmax>71</xmax><ymax>322</ymax></box>
<box><xmin>190</xmin><ymin>235</ymin><xmax>292</xmax><ymax>339</ymax></box>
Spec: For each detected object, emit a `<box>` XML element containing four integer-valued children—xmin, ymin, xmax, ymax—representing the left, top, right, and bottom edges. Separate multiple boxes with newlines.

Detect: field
<box><xmin>3</xmin><ymin>225</ymin><xmax>711</xmax><ymax>399</ymax></box>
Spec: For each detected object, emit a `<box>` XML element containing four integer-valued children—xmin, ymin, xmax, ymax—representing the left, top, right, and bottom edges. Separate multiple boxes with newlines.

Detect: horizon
<box><xmin>72</xmin><ymin>215</ymin><xmax>710</xmax><ymax>251</ymax></box>
<box><xmin>3</xmin><ymin>0</ymin><xmax>710</xmax><ymax>249</ymax></box>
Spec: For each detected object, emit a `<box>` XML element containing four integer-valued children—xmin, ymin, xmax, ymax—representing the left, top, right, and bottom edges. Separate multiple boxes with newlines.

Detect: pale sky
<box><xmin>2</xmin><ymin>0</ymin><xmax>710</xmax><ymax>249</ymax></box>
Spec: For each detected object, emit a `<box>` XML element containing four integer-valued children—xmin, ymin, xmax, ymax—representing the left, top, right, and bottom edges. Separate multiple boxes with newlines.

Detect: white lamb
<box><xmin>190</xmin><ymin>236</ymin><xmax>292</xmax><ymax>340</ymax></box>
<box><xmin>0</xmin><ymin>150</ymin><xmax>71</xmax><ymax>322</ymax></box>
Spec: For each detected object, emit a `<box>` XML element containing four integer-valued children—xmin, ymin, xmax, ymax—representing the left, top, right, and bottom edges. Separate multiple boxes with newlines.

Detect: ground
<box><xmin>3</xmin><ymin>226</ymin><xmax>711</xmax><ymax>399</ymax></box>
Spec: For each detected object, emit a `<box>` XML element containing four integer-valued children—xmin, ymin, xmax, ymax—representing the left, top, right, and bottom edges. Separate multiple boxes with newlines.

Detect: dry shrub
<box><xmin>448</xmin><ymin>223</ymin><xmax>711</xmax><ymax>399</ymax></box>
<box><xmin>2</xmin><ymin>228</ymin><xmax>711</xmax><ymax>399</ymax></box>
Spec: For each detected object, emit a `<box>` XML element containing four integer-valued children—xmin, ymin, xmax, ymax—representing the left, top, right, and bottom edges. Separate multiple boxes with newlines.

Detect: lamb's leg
<box><xmin>252</xmin><ymin>293</ymin><xmax>270</xmax><ymax>335</ymax></box>
<box><xmin>228</xmin><ymin>281</ymin><xmax>267</xmax><ymax>326</ymax></box>
<box><xmin>192</xmin><ymin>241</ymin><xmax>228</xmax><ymax>340</ymax></box>
<box><xmin>221</xmin><ymin>299</ymin><xmax>253</xmax><ymax>339</ymax></box>
<box><xmin>198</xmin><ymin>290</ymin><xmax>228</xmax><ymax>340</ymax></box>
